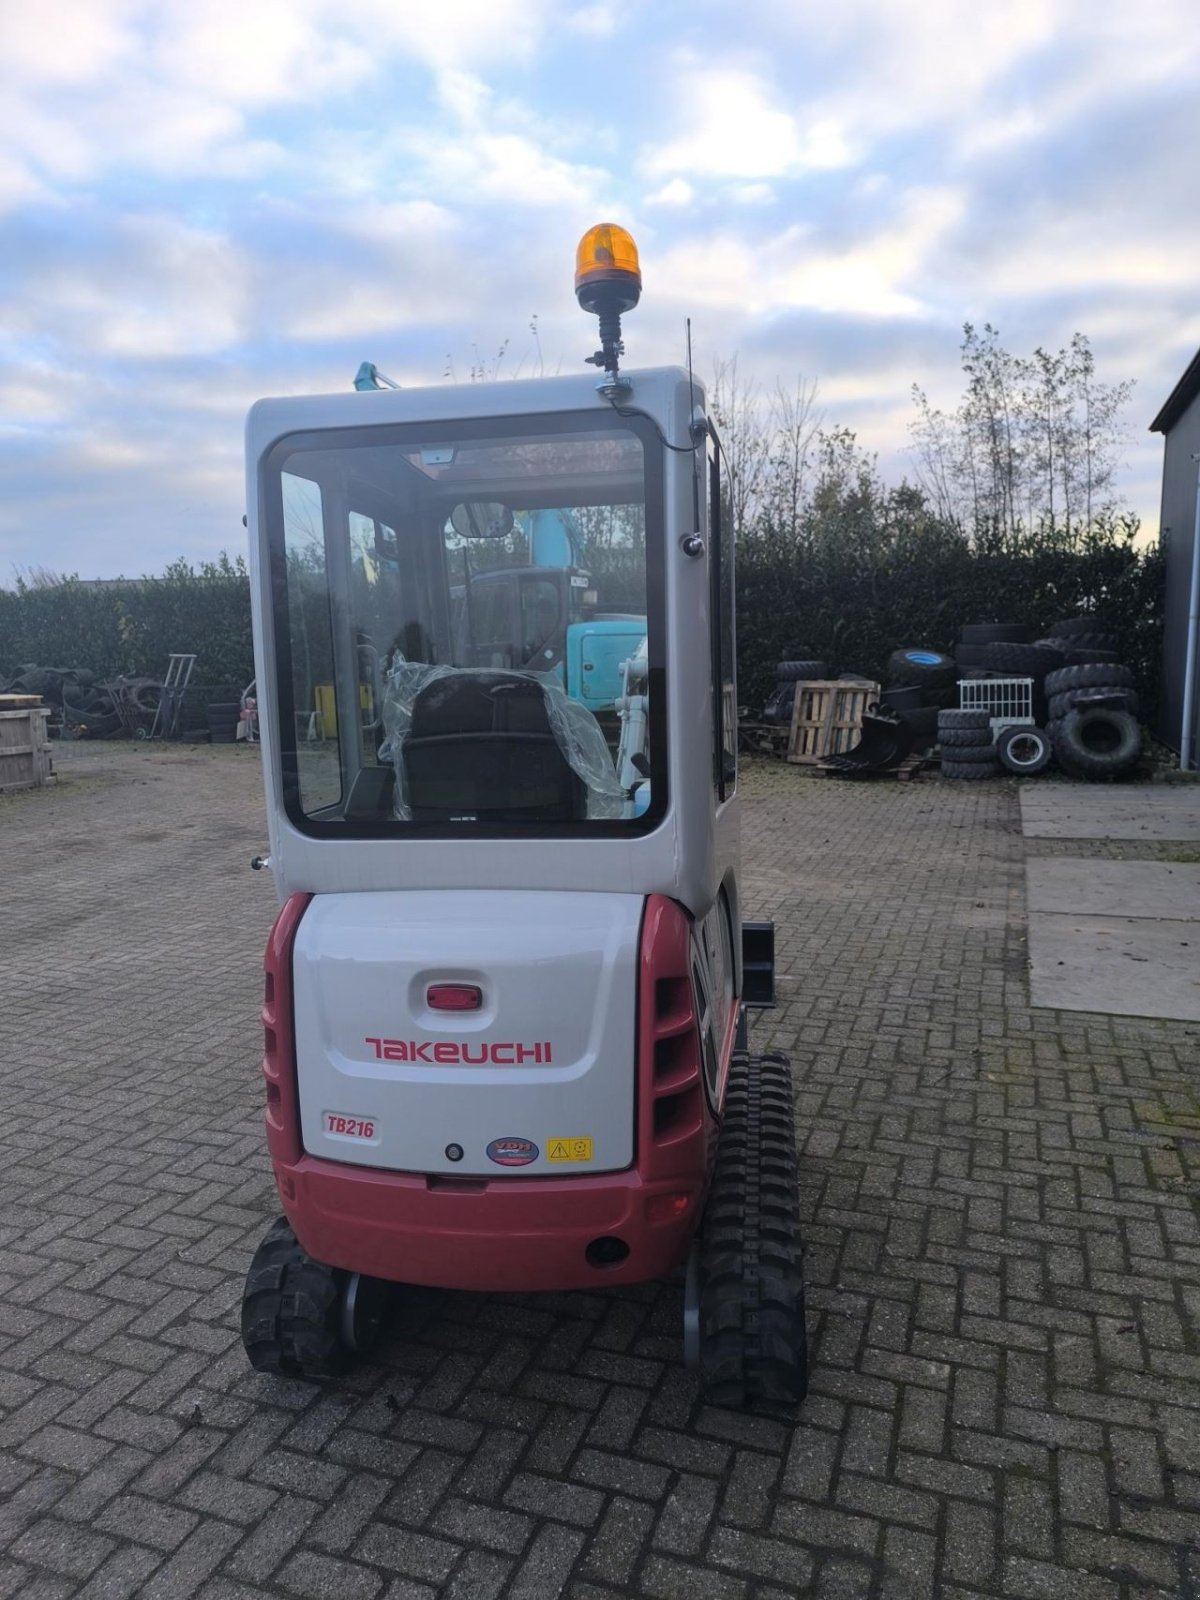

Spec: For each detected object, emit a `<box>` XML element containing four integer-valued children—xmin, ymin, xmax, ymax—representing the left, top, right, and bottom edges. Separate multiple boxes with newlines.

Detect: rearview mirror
<box><xmin>449</xmin><ymin>502</ymin><xmax>515</xmax><ymax>540</ymax></box>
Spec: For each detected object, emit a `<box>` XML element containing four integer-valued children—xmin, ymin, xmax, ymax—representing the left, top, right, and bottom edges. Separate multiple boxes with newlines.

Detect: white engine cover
<box><xmin>292</xmin><ymin>890</ymin><xmax>642</xmax><ymax>1177</ymax></box>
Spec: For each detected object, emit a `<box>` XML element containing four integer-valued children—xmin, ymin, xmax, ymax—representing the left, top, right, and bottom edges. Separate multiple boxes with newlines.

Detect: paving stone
<box><xmin>4</xmin><ymin>750</ymin><xmax>1200</xmax><ymax>1600</ymax></box>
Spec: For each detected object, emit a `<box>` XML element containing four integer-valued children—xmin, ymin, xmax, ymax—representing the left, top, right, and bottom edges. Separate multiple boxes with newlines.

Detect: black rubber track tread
<box><xmin>937</xmin><ymin>709</ymin><xmax>991</xmax><ymax>731</ymax></box>
<box><xmin>941</xmin><ymin>759</ymin><xmax>1001</xmax><ymax>780</ymax></box>
<box><xmin>1047</xmin><ymin>687</ymin><xmax>1138</xmax><ymax>721</ymax></box>
<box><xmin>775</xmin><ymin>660</ymin><xmax>828</xmax><ymax>682</ymax></box>
<box><xmin>938</xmin><ymin>725</ymin><xmax>996</xmax><ymax>748</ymax></box>
<box><xmin>1044</xmin><ymin>663</ymin><xmax>1134</xmax><ymax>697</ymax></box>
<box><xmin>996</xmin><ymin>725</ymin><xmax>1053</xmax><ymax>775</ymax></box>
<box><xmin>241</xmin><ymin>1216</ymin><xmax>346</xmax><ymax>1379</ymax></box>
<box><xmin>698</xmin><ymin>1051</ymin><xmax>808</xmax><ymax>1410</ymax></box>
<box><xmin>977</xmin><ymin>641</ymin><xmax>1063</xmax><ymax>676</ymax></box>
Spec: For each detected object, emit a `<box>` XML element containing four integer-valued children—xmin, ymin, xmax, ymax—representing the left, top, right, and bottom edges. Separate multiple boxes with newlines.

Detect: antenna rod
<box><xmin>687</xmin><ymin>318</ymin><xmax>701</xmax><ymax>530</ymax></box>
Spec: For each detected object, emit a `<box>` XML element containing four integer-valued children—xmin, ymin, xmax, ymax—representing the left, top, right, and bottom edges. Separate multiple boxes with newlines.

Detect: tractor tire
<box><xmin>954</xmin><ymin>645</ymin><xmax>990</xmax><ymax>669</ymax></box>
<box><xmin>996</xmin><ymin>725</ymin><xmax>1053</xmax><ymax>775</ymax></box>
<box><xmin>944</xmin><ymin>742</ymin><xmax>998</xmax><ymax>763</ymax></box>
<box><xmin>698</xmin><ymin>1051</ymin><xmax>808</xmax><ymax>1410</ymax></box>
<box><xmin>1055</xmin><ymin>632</ymin><xmax>1117</xmax><ymax>653</ymax></box>
<box><xmin>959</xmin><ymin>622</ymin><xmax>1033</xmax><ymax>644</ymax></box>
<box><xmin>1047</xmin><ymin>687</ymin><xmax>1138</xmax><ymax>722</ymax></box>
<box><xmin>1050</xmin><ymin>707</ymin><xmax>1142</xmax><ymax>778</ymax></box>
<box><xmin>1044</xmin><ymin>663</ymin><xmax>1134</xmax><ymax>698</ymax></box>
<box><xmin>939</xmin><ymin>725</ymin><xmax>995</xmax><ymax>748</ymax></box>
<box><xmin>775</xmin><ymin>661</ymin><xmax>828</xmax><ymax>682</ymax></box>
<box><xmin>1044</xmin><ymin>617</ymin><xmax>1096</xmax><ymax>639</ymax></box>
<box><xmin>241</xmin><ymin>1217</ymin><xmax>388</xmax><ymax>1379</ymax></box>
<box><xmin>887</xmin><ymin>648</ymin><xmax>957</xmax><ymax>688</ymax></box>
<box><xmin>937</xmin><ymin>709</ymin><xmax>991</xmax><ymax>732</ymax></box>
<box><xmin>977</xmin><ymin>641</ymin><xmax>1062</xmax><ymax>677</ymax></box>
<box><xmin>1061</xmin><ymin>647</ymin><xmax>1118</xmax><ymax>667</ymax></box>
<box><xmin>941</xmin><ymin>759</ymin><xmax>1000</xmax><ymax>780</ymax></box>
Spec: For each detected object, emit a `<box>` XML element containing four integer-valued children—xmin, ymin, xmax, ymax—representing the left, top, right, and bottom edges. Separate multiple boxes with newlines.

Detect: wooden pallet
<box><xmin>786</xmin><ymin>681</ymin><xmax>879</xmax><ymax>765</ymax></box>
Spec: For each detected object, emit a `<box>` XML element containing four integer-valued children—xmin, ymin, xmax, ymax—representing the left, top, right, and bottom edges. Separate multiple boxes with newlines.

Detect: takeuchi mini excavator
<box><xmin>240</xmin><ymin>225</ymin><xmax>808</xmax><ymax>1408</ymax></box>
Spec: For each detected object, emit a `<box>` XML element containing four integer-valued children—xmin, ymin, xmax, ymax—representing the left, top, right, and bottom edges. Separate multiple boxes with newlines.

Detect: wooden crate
<box><xmin>0</xmin><ymin>702</ymin><xmax>53</xmax><ymax>791</ymax></box>
<box><xmin>786</xmin><ymin>680</ymin><xmax>879</xmax><ymax>765</ymax></box>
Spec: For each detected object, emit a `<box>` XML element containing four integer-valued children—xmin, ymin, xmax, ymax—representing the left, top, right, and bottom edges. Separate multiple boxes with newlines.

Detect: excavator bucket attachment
<box><xmin>820</xmin><ymin>710</ymin><xmax>914</xmax><ymax>774</ymax></box>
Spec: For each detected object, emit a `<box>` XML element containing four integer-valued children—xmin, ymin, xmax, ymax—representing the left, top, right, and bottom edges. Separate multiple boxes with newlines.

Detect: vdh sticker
<box><xmin>486</xmin><ymin>1137</ymin><xmax>539</xmax><ymax>1167</ymax></box>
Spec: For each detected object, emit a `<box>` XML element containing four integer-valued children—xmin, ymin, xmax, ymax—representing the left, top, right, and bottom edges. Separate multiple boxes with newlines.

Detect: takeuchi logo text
<box><xmin>365</xmin><ymin>1037</ymin><xmax>553</xmax><ymax>1065</ymax></box>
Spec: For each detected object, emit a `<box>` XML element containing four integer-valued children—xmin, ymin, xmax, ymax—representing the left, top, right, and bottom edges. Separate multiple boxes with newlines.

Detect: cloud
<box><xmin>643</xmin><ymin>63</ymin><xmax>856</xmax><ymax>181</ymax></box>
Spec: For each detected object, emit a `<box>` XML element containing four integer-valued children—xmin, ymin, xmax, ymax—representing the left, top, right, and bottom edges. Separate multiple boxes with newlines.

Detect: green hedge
<box><xmin>0</xmin><ymin>557</ymin><xmax>255</xmax><ymax>691</ymax></box>
<box><xmin>2</xmin><ymin>535</ymin><xmax>1165</xmax><ymax>725</ymax></box>
<box><xmin>735</xmin><ymin>521</ymin><xmax>1165</xmax><ymax>722</ymax></box>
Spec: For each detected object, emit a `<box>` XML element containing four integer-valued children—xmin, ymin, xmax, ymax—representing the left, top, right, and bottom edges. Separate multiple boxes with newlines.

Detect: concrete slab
<box><xmin>1019</xmin><ymin>782</ymin><xmax>1200</xmax><ymax>840</ymax></box>
<box><xmin>1028</xmin><ymin>911</ymin><xmax>1200</xmax><ymax>1021</ymax></box>
<box><xmin>1027</xmin><ymin>858</ymin><xmax>1200</xmax><ymax>921</ymax></box>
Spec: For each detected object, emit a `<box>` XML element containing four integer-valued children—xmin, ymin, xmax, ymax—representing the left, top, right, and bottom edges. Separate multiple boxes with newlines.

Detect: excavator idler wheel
<box><xmin>691</xmin><ymin>1051</ymin><xmax>809</xmax><ymax>1409</ymax></box>
<box><xmin>241</xmin><ymin>1216</ymin><xmax>388</xmax><ymax>1379</ymax></box>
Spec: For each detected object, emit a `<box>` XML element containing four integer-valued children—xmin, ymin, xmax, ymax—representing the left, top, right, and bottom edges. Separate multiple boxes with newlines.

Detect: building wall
<box><xmin>1158</xmin><ymin>393</ymin><xmax>1200</xmax><ymax>759</ymax></box>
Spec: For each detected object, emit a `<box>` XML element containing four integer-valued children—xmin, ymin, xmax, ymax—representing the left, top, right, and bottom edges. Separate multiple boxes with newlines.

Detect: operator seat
<box><xmin>402</xmin><ymin>671</ymin><xmax>587</xmax><ymax>822</ymax></box>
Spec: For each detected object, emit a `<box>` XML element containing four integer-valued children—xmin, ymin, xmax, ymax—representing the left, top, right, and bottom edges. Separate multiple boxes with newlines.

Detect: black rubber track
<box><xmin>941</xmin><ymin>759</ymin><xmax>1001</xmax><ymax>780</ymax></box>
<box><xmin>698</xmin><ymin>1051</ymin><xmax>808</xmax><ymax>1410</ymax></box>
<box><xmin>938</xmin><ymin>725</ymin><xmax>996</xmax><ymax>748</ymax></box>
<box><xmin>1044</xmin><ymin>663</ymin><xmax>1134</xmax><ymax>697</ymax></box>
<box><xmin>241</xmin><ymin>1216</ymin><xmax>347</xmax><ymax>1379</ymax></box>
<box><xmin>937</xmin><ymin>709</ymin><xmax>991</xmax><ymax>731</ymax></box>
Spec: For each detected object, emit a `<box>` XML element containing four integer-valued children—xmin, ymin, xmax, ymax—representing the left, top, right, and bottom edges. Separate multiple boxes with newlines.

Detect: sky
<box><xmin>2</xmin><ymin>0</ymin><xmax>1198</xmax><ymax>580</ymax></box>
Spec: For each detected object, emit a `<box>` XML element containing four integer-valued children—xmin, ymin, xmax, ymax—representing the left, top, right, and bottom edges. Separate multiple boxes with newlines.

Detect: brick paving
<box><xmin>1</xmin><ymin>744</ymin><xmax>1198</xmax><ymax>1598</ymax></box>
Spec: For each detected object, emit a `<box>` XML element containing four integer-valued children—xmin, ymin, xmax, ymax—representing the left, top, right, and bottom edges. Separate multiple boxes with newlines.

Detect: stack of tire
<box><xmin>206</xmin><ymin>700</ymin><xmax>242</xmax><ymax>744</ymax></box>
<box><xmin>760</xmin><ymin>659</ymin><xmax>829</xmax><ymax>727</ymax></box>
<box><xmin>1041</xmin><ymin>618</ymin><xmax>1141</xmax><ymax>779</ymax></box>
<box><xmin>936</xmin><ymin>708</ymin><xmax>1001</xmax><ymax>780</ymax></box>
<box><xmin>884</xmin><ymin>648</ymin><xmax>958</xmax><ymax>753</ymax></box>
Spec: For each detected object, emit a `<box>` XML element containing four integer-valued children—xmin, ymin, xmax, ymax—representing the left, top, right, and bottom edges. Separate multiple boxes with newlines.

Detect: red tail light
<box><xmin>427</xmin><ymin>984</ymin><xmax>483</xmax><ymax>1011</ymax></box>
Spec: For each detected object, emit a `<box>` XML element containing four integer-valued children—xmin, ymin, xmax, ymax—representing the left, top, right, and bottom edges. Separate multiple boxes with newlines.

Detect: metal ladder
<box><xmin>148</xmin><ymin>653</ymin><xmax>197</xmax><ymax>740</ymax></box>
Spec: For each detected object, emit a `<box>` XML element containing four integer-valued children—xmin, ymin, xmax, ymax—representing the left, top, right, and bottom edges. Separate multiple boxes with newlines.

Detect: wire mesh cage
<box><xmin>958</xmin><ymin>676</ymin><xmax>1035</xmax><ymax>734</ymax></box>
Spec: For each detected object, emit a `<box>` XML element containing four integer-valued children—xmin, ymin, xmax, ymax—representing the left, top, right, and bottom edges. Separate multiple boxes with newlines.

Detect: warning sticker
<box><xmin>546</xmin><ymin>1137</ymin><xmax>593</xmax><ymax>1163</ymax></box>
